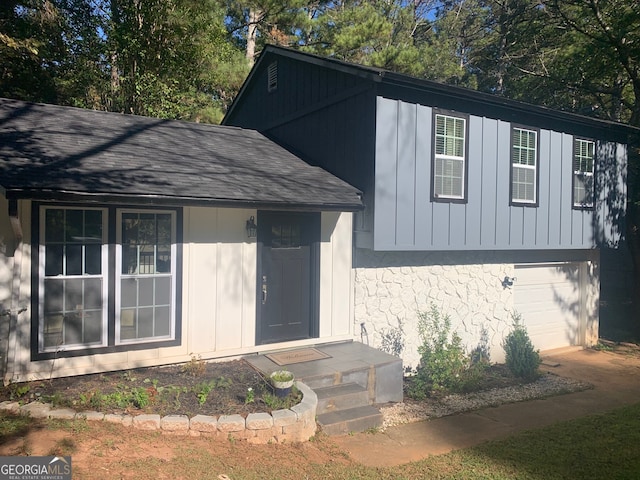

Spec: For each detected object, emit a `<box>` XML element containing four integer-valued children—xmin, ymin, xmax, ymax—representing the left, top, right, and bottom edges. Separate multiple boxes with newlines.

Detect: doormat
<box><xmin>265</xmin><ymin>348</ymin><xmax>331</xmax><ymax>366</ymax></box>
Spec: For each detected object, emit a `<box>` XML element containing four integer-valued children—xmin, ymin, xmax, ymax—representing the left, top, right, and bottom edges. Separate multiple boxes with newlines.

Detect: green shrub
<box><xmin>408</xmin><ymin>304</ymin><xmax>468</xmax><ymax>398</ymax></box>
<box><xmin>8</xmin><ymin>384</ymin><xmax>30</xmax><ymax>400</ymax></box>
<box><xmin>194</xmin><ymin>377</ymin><xmax>231</xmax><ymax>406</ymax></box>
<box><xmin>502</xmin><ymin>313</ymin><xmax>541</xmax><ymax>381</ymax></box>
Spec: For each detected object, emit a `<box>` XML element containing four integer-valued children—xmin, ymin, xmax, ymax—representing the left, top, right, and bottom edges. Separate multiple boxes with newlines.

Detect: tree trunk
<box><xmin>110</xmin><ymin>52</ymin><xmax>119</xmax><ymax>111</ymax></box>
<box><xmin>246</xmin><ymin>8</ymin><xmax>261</xmax><ymax>66</ymax></box>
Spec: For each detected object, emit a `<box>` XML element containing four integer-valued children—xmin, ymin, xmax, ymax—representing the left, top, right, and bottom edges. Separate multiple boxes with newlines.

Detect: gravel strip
<box><xmin>380</xmin><ymin>373</ymin><xmax>591</xmax><ymax>430</ymax></box>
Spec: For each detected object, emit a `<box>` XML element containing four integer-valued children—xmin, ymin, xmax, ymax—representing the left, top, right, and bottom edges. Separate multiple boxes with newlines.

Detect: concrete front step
<box><xmin>298</xmin><ymin>366</ymin><xmax>371</xmax><ymax>391</ymax></box>
<box><xmin>244</xmin><ymin>342</ymin><xmax>404</xmax><ymax>404</ymax></box>
<box><xmin>315</xmin><ymin>382</ymin><xmax>370</xmax><ymax>414</ymax></box>
<box><xmin>317</xmin><ymin>405</ymin><xmax>383</xmax><ymax>436</ymax></box>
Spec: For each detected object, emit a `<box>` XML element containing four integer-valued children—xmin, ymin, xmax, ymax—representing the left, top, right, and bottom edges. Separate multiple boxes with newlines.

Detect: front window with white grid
<box><xmin>573</xmin><ymin>138</ymin><xmax>595</xmax><ymax>208</ymax></box>
<box><xmin>434</xmin><ymin>114</ymin><xmax>466</xmax><ymax>200</ymax></box>
<box><xmin>37</xmin><ymin>206</ymin><xmax>178</xmax><ymax>354</ymax></box>
<box><xmin>117</xmin><ymin>211</ymin><xmax>176</xmax><ymax>343</ymax></box>
<box><xmin>39</xmin><ymin>207</ymin><xmax>108</xmax><ymax>351</ymax></box>
<box><xmin>511</xmin><ymin>127</ymin><xmax>538</xmax><ymax>204</ymax></box>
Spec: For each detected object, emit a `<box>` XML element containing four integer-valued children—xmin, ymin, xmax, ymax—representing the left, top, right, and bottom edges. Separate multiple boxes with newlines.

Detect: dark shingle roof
<box><xmin>0</xmin><ymin>98</ymin><xmax>362</xmax><ymax>210</ymax></box>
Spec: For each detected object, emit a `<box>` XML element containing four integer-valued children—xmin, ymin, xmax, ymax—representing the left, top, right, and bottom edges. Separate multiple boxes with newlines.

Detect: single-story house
<box><xmin>223</xmin><ymin>45</ymin><xmax>639</xmax><ymax>367</ymax></box>
<box><xmin>0</xmin><ymin>98</ymin><xmax>362</xmax><ymax>382</ymax></box>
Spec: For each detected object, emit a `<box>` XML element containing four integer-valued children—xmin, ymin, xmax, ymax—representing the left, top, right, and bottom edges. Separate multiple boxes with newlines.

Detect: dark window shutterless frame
<box><xmin>431</xmin><ymin>109</ymin><xmax>470</xmax><ymax>203</ymax></box>
<box><xmin>31</xmin><ymin>202</ymin><xmax>182</xmax><ymax>361</ymax></box>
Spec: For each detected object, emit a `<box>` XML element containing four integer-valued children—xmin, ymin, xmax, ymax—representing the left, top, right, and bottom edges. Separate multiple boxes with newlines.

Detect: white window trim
<box><xmin>511</xmin><ymin>127</ymin><xmax>538</xmax><ymax>205</ymax></box>
<box><xmin>573</xmin><ymin>171</ymin><xmax>594</xmax><ymax>208</ymax></box>
<box><xmin>433</xmin><ymin>114</ymin><xmax>466</xmax><ymax>200</ymax></box>
<box><xmin>512</xmin><ymin>164</ymin><xmax>537</xmax><ymax>204</ymax></box>
<box><xmin>573</xmin><ymin>139</ymin><xmax>595</xmax><ymax>208</ymax></box>
<box><xmin>38</xmin><ymin>206</ymin><xmax>109</xmax><ymax>353</ymax></box>
<box><xmin>115</xmin><ymin>209</ymin><xmax>178</xmax><ymax>345</ymax></box>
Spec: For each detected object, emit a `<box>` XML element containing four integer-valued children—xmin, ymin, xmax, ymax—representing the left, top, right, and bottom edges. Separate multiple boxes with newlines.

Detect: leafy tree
<box><xmin>2</xmin><ymin>0</ymin><xmax>248</xmax><ymax>122</ymax></box>
<box><xmin>420</xmin><ymin>0</ymin><xmax>486</xmax><ymax>88</ymax></box>
<box><xmin>54</xmin><ymin>0</ymin><xmax>110</xmax><ymax>108</ymax></box>
<box><xmin>225</xmin><ymin>0</ymin><xmax>320</xmax><ymax>62</ymax></box>
<box><xmin>540</xmin><ymin>0</ymin><xmax>639</xmax><ymax>125</ymax></box>
<box><xmin>104</xmin><ymin>0</ymin><xmax>247</xmax><ymax>121</ymax></box>
<box><xmin>0</xmin><ymin>0</ymin><xmax>65</xmax><ymax>102</ymax></box>
<box><xmin>473</xmin><ymin>0</ymin><xmax>549</xmax><ymax>96</ymax></box>
<box><xmin>300</xmin><ymin>0</ymin><xmax>440</xmax><ymax>78</ymax></box>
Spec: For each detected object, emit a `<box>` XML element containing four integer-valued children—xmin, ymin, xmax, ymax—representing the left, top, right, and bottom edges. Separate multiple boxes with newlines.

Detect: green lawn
<box><xmin>300</xmin><ymin>403</ymin><xmax>640</xmax><ymax>480</ymax></box>
<box><xmin>396</xmin><ymin>401</ymin><xmax>640</xmax><ymax>480</ymax></box>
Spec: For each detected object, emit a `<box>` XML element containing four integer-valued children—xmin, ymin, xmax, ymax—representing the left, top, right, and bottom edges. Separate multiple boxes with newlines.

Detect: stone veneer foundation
<box><xmin>0</xmin><ymin>381</ymin><xmax>317</xmax><ymax>444</ymax></box>
<box><xmin>354</xmin><ymin>249</ymin><xmax>517</xmax><ymax>368</ymax></box>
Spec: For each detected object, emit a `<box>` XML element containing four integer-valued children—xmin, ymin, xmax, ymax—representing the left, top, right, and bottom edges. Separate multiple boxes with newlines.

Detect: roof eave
<box><xmin>379</xmin><ymin>72</ymin><xmax>640</xmax><ymax>138</ymax></box>
<box><xmin>4</xmin><ymin>188</ymin><xmax>364</xmax><ymax>212</ymax></box>
<box><xmin>225</xmin><ymin>45</ymin><xmax>640</xmax><ymax>140</ymax></box>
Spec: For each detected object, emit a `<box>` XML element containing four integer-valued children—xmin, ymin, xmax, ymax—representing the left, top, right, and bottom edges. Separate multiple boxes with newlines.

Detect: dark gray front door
<box><xmin>256</xmin><ymin>212</ymin><xmax>320</xmax><ymax>345</ymax></box>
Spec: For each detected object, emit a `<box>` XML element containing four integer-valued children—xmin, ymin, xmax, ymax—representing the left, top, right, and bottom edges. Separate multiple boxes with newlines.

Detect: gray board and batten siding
<box><xmin>224</xmin><ymin>51</ymin><xmax>378</xmax><ymax>233</ymax></box>
<box><xmin>373</xmin><ymin>97</ymin><xmax>627</xmax><ymax>252</ymax></box>
<box><xmin>224</xmin><ymin>46</ymin><xmax>632</xmax><ymax>252</ymax></box>
<box><xmin>223</xmin><ymin>51</ymin><xmax>377</xmax><ymax>194</ymax></box>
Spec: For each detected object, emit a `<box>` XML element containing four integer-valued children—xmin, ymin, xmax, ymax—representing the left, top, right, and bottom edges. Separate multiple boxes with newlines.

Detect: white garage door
<box><xmin>513</xmin><ymin>263</ymin><xmax>583</xmax><ymax>352</ymax></box>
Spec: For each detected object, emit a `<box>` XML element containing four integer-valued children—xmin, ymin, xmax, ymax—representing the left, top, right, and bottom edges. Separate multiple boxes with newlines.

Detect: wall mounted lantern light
<box><xmin>246</xmin><ymin>216</ymin><xmax>257</xmax><ymax>238</ymax></box>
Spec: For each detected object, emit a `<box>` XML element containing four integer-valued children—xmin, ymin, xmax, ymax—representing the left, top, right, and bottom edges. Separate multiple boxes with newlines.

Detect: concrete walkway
<box><xmin>332</xmin><ymin>348</ymin><xmax>640</xmax><ymax>467</ymax></box>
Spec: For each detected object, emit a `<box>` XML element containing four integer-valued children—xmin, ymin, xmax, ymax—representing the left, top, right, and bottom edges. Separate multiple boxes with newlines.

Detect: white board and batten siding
<box><xmin>371</xmin><ymin>97</ymin><xmax>627</xmax><ymax>252</ymax></box>
<box><xmin>2</xmin><ymin>202</ymin><xmax>354</xmax><ymax>381</ymax></box>
<box><xmin>185</xmin><ymin>207</ymin><xmax>354</xmax><ymax>354</ymax></box>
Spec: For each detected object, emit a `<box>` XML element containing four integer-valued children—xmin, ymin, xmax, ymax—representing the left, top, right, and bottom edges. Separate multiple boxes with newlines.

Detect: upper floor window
<box><xmin>573</xmin><ymin>138</ymin><xmax>595</xmax><ymax>208</ymax></box>
<box><xmin>511</xmin><ymin>126</ymin><xmax>538</xmax><ymax>205</ymax></box>
<box><xmin>433</xmin><ymin>113</ymin><xmax>467</xmax><ymax>201</ymax></box>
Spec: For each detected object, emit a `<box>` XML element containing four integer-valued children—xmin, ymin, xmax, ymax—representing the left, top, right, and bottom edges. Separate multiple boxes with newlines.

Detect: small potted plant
<box><xmin>270</xmin><ymin>370</ymin><xmax>295</xmax><ymax>397</ymax></box>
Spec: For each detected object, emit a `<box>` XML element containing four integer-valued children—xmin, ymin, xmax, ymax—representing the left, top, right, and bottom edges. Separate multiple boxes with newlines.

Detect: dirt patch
<box><xmin>0</xmin><ymin>359</ymin><xmax>300</xmax><ymax>418</ymax></box>
<box><xmin>0</xmin><ymin>416</ymin><xmax>351</xmax><ymax>479</ymax></box>
<box><xmin>0</xmin><ymin>423</ymin><xmax>68</xmax><ymax>457</ymax></box>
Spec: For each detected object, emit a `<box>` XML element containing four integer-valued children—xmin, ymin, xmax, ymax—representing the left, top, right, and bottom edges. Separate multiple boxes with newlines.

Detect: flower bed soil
<box><xmin>0</xmin><ymin>359</ymin><xmax>297</xmax><ymax>418</ymax></box>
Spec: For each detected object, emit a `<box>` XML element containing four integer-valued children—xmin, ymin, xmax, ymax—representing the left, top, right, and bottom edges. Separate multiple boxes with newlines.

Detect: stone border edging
<box><xmin>0</xmin><ymin>381</ymin><xmax>317</xmax><ymax>444</ymax></box>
